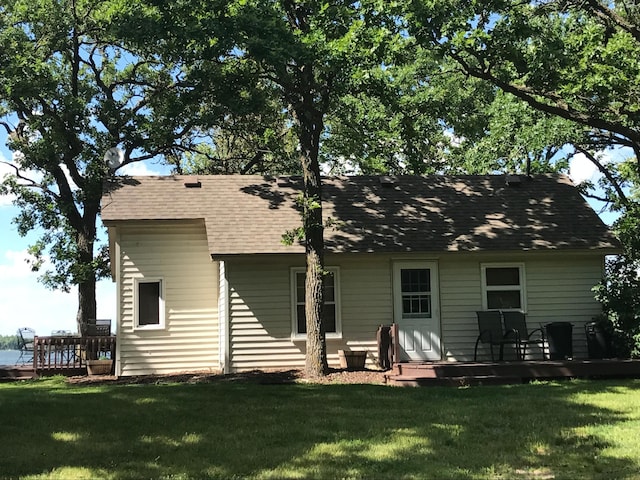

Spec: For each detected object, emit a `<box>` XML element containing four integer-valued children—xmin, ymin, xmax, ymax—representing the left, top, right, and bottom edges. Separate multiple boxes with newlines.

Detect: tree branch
<box><xmin>240</xmin><ymin>150</ymin><xmax>266</xmax><ymax>174</ymax></box>
<box><xmin>0</xmin><ymin>121</ymin><xmax>13</xmax><ymax>135</ymax></box>
<box><xmin>581</xmin><ymin>0</ymin><xmax>640</xmax><ymax>43</ymax></box>
<box><xmin>450</xmin><ymin>49</ymin><xmax>640</xmax><ymax>150</ymax></box>
<box><xmin>0</xmin><ymin>161</ymin><xmax>60</xmax><ymax>200</ymax></box>
<box><xmin>574</xmin><ymin>144</ymin><xmax>629</xmax><ymax>206</ymax></box>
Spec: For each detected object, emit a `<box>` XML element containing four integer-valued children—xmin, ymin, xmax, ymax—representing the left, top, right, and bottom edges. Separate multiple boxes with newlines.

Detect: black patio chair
<box><xmin>16</xmin><ymin>327</ymin><xmax>35</xmax><ymax>364</ymax></box>
<box><xmin>502</xmin><ymin>311</ymin><xmax>545</xmax><ymax>360</ymax></box>
<box><xmin>474</xmin><ymin>311</ymin><xmax>519</xmax><ymax>361</ymax></box>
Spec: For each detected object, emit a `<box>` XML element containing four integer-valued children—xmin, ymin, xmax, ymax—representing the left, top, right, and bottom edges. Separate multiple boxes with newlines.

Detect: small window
<box><xmin>135</xmin><ymin>278</ymin><xmax>165</xmax><ymax>329</ymax></box>
<box><xmin>400</xmin><ymin>268</ymin><xmax>432</xmax><ymax>318</ymax></box>
<box><xmin>292</xmin><ymin>267</ymin><xmax>341</xmax><ymax>338</ymax></box>
<box><xmin>481</xmin><ymin>264</ymin><xmax>525</xmax><ymax>311</ymax></box>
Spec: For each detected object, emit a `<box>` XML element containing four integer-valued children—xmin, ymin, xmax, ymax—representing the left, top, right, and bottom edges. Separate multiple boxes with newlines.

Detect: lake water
<box><xmin>0</xmin><ymin>350</ymin><xmax>26</xmax><ymax>365</ymax></box>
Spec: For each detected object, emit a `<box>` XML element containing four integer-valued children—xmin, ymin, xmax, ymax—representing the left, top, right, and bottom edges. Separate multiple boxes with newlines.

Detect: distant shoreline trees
<box><xmin>0</xmin><ymin>335</ymin><xmax>19</xmax><ymax>350</ymax></box>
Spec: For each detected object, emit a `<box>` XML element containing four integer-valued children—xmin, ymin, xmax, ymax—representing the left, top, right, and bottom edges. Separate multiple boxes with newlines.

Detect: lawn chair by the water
<box><xmin>16</xmin><ymin>327</ymin><xmax>35</xmax><ymax>365</ymax></box>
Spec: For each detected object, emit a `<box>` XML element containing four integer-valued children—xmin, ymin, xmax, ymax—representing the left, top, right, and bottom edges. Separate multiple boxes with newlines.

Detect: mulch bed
<box><xmin>66</xmin><ymin>368</ymin><xmax>388</xmax><ymax>386</ymax></box>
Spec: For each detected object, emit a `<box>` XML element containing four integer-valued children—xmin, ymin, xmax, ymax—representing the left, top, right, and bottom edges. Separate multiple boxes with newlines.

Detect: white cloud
<box><xmin>569</xmin><ymin>152</ymin><xmax>599</xmax><ymax>184</ymax></box>
<box><xmin>568</xmin><ymin>149</ymin><xmax>626</xmax><ymax>185</ymax></box>
<box><xmin>118</xmin><ymin>160</ymin><xmax>166</xmax><ymax>176</ymax></box>
<box><xmin>1</xmin><ymin>147</ymin><xmax>167</xmax><ymax>208</ymax></box>
<box><xmin>0</xmin><ymin>249</ymin><xmax>116</xmax><ymax>336</ymax></box>
<box><xmin>60</xmin><ymin>162</ymin><xmax>79</xmax><ymax>192</ymax></box>
<box><xmin>0</xmin><ymin>250</ymin><xmax>34</xmax><ymax>279</ymax></box>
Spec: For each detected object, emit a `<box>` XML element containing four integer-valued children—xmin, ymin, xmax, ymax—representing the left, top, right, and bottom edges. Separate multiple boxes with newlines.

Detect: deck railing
<box><xmin>33</xmin><ymin>336</ymin><xmax>116</xmax><ymax>372</ymax></box>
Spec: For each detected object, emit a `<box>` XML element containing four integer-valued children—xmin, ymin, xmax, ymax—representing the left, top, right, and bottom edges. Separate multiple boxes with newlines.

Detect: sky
<box><xmin>0</xmin><ymin>138</ymin><xmax>623</xmax><ymax>337</ymax></box>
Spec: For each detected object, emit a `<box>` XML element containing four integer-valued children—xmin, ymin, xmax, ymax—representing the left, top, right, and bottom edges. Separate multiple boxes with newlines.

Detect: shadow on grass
<box><xmin>0</xmin><ymin>378</ymin><xmax>638</xmax><ymax>479</ymax></box>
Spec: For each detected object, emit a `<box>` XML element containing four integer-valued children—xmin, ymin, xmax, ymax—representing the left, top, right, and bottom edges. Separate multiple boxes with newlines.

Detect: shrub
<box><xmin>593</xmin><ymin>255</ymin><xmax>640</xmax><ymax>358</ymax></box>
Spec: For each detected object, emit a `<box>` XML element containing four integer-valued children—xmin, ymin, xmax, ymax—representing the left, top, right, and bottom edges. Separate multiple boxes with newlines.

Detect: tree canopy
<box><xmin>0</xmin><ymin>0</ymin><xmax>248</xmax><ymax>326</ymax></box>
<box><xmin>409</xmin><ymin>0</ymin><xmax>640</xmax><ymax>355</ymax></box>
<box><xmin>409</xmin><ymin>0</ymin><xmax>640</xmax><ymax>193</ymax></box>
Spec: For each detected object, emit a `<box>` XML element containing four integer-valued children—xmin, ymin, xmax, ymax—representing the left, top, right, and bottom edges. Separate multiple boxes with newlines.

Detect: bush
<box><xmin>593</xmin><ymin>255</ymin><xmax>640</xmax><ymax>358</ymax></box>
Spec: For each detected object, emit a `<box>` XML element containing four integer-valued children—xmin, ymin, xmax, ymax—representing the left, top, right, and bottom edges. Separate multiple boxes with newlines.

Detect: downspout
<box><xmin>113</xmin><ymin>227</ymin><xmax>122</xmax><ymax>377</ymax></box>
<box><xmin>218</xmin><ymin>259</ymin><xmax>231</xmax><ymax>374</ymax></box>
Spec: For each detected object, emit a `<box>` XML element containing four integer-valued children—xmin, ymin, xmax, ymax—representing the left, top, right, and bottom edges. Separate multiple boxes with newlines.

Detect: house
<box><xmin>101</xmin><ymin>174</ymin><xmax>620</xmax><ymax>376</ymax></box>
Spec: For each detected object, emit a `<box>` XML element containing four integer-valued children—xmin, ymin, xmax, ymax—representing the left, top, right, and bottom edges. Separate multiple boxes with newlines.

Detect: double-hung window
<box><xmin>481</xmin><ymin>264</ymin><xmax>526</xmax><ymax>311</ymax></box>
<box><xmin>291</xmin><ymin>267</ymin><xmax>341</xmax><ymax>339</ymax></box>
<box><xmin>135</xmin><ymin>278</ymin><xmax>165</xmax><ymax>329</ymax></box>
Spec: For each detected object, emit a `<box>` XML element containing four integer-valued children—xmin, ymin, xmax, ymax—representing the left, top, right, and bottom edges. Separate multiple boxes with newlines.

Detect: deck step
<box><xmin>386</xmin><ymin>374</ymin><xmax>523</xmax><ymax>387</ymax></box>
<box><xmin>0</xmin><ymin>367</ymin><xmax>37</xmax><ymax>381</ymax></box>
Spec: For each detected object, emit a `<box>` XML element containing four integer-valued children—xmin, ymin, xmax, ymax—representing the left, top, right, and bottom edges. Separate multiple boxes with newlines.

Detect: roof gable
<box><xmin>101</xmin><ymin>174</ymin><xmax>621</xmax><ymax>255</ymax></box>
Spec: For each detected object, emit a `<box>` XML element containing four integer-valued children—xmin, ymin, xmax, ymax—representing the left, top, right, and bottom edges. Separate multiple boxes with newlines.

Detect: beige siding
<box><xmin>227</xmin><ymin>255</ymin><xmax>393</xmax><ymax>371</ymax></box>
<box><xmin>526</xmin><ymin>257</ymin><xmax>604</xmax><ymax>359</ymax></box>
<box><xmin>440</xmin><ymin>253</ymin><xmax>605</xmax><ymax>361</ymax></box>
<box><xmin>439</xmin><ymin>256</ymin><xmax>484</xmax><ymax>360</ymax></box>
<box><xmin>227</xmin><ymin>252</ymin><xmax>606</xmax><ymax>370</ymax></box>
<box><xmin>114</xmin><ymin>225</ymin><xmax>607</xmax><ymax>373</ymax></box>
<box><xmin>116</xmin><ymin>221</ymin><xmax>220</xmax><ymax>376</ymax></box>
<box><xmin>228</xmin><ymin>258</ymin><xmax>297</xmax><ymax>370</ymax></box>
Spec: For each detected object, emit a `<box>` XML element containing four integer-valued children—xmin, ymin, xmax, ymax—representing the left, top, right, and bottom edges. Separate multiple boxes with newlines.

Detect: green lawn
<box><xmin>1</xmin><ymin>377</ymin><xmax>639</xmax><ymax>479</ymax></box>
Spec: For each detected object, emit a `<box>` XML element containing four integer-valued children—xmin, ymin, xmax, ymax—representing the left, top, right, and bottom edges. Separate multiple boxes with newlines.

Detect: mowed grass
<box><xmin>1</xmin><ymin>377</ymin><xmax>639</xmax><ymax>479</ymax></box>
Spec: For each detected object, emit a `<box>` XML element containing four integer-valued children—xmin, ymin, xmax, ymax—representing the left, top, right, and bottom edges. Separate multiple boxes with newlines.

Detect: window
<box><xmin>400</xmin><ymin>268</ymin><xmax>432</xmax><ymax>318</ymax></box>
<box><xmin>481</xmin><ymin>264</ymin><xmax>525</xmax><ymax>311</ymax></box>
<box><xmin>291</xmin><ymin>267</ymin><xmax>341</xmax><ymax>338</ymax></box>
<box><xmin>135</xmin><ymin>278</ymin><xmax>165</xmax><ymax>329</ymax></box>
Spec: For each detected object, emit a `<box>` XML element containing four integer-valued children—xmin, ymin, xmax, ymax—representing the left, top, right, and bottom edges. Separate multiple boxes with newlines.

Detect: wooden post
<box><xmin>32</xmin><ymin>336</ymin><xmax>38</xmax><ymax>371</ymax></box>
<box><xmin>391</xmin><ymin>323</ymin><xmax>399</xmax><ymax>366</ymax></box>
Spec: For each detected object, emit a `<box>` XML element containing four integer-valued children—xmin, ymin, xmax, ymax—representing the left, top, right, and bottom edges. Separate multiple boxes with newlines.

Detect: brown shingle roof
<box><xmin>101</xmin><ymin>174</ymin><xmax>621</xmax><ymax>255</ymax></box>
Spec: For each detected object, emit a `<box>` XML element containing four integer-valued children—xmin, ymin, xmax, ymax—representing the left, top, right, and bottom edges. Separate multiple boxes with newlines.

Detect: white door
<box><xmin>393</xmin><ymin>262</ymin><xmax>441</xmax><ymax>361</ymax></box>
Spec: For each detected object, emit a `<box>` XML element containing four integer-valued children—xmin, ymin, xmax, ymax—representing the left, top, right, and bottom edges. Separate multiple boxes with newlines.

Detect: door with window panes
<box><xmin>393</xmin><ymin>262</ymin><xmax>441</xmax><ymax>360</ymax></box>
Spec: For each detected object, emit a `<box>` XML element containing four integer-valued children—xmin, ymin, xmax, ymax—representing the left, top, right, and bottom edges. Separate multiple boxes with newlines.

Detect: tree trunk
<box><xmin>298</xmin><ymin>108</ymin><xmax>328</xmax><ymax>378</ymax></box>
<box><xmin>75</xmin><ymin>229</ymin><xmax>97</xmax><ymax>333</ymax></box>
<box><xmin>303</xmin><ymin>165</ymin><xmax>327</xmax><ymax>378</ymax></box>
<box><xmin>77</xmin><ymin>274</ymin><xmax>97</xmax><ymax>333</ymax></box>
<box><xmin>282</xmin><ymin>1</ymin><xmax>329</xmax><ymax>378</ymax></box>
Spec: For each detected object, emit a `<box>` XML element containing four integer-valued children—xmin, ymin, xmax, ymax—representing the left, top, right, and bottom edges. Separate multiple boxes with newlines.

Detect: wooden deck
<box><xmin>0</xmin><ymin>365</ymin><xmax>37</xmax><ymax>381</ymax></box>
<box><xmin>0</xmin><ymin>335</ymin><xmax>116</xmax><ymax>380</ymax></box>
<box><xmin>386</xmin><ymin>359</ymin><xmax>640</xmax><ymax>386</ymax></box>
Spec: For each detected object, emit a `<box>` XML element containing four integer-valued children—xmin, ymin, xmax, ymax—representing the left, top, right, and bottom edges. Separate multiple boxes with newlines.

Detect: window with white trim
<box><xmin>135</xmin><ymin>278</ymin><xmax>165</xmax><ymax>329</ymax></box>
<box><xmin>481</xmin><ymin>264</ymin><xmax>525</xmax><ymax>311</ymax></box>
<box><xmin>400</xmin><ymin>268</ymin><xmax>432</xmax><ymax>318</ymax></box>
<box><xmin>291</xmin><ymin>267</ymin><xmax>341</xmax><ymax>338</ymax></box>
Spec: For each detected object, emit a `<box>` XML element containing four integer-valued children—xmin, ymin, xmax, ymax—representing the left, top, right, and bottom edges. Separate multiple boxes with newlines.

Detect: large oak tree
<box><xmin>142</xmin><ymin>0</ymin><xmax>407</xmax><ymax>377</ymax></box>
<box><xmin>409</xmin><ymin>0</ymin><xmax>640</xmax><ymax>355</ymax></box>
<box><xmin>0</xmin><ymin>0</ymin><xmax>240</xmax><ymax>328</ymax></box>
<box><xmin>409</xmin><ymin>0</ymin><xmax>640</xmax><ymax>203</ymax></box>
